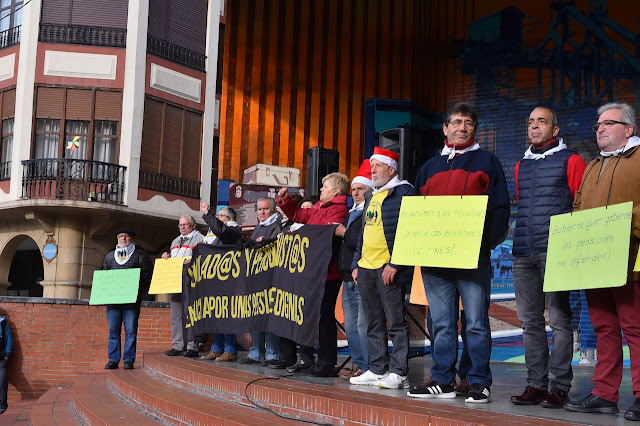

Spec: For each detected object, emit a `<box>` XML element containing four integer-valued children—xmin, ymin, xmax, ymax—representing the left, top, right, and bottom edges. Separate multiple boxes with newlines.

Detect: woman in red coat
<box><xmin>274</xmin><ymin>172</ymin><xmax>349</xmax><ymax>377</ymax></box>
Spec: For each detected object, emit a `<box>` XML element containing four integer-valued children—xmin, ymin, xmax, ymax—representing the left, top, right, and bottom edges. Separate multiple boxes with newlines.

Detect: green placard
<box><xmin>390</xmin><ymin>195</ymin><xmax>488</xmax><ymax>269</ymax></box>
<box><xmin>90</xmin><ymin>269</ymin><xmax>140</xmax><ymax>305</ymax></box>
<box><xmin>544</xmin><ymin>202</ymin><xmax>632</xmax><ymax>291</ymax></box>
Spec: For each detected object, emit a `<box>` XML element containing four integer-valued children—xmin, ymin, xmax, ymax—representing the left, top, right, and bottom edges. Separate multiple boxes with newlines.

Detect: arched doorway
<box><xmin>5</xmin><ymin>236</ymin><xmax>44</xmax><ymax>297</ymax></box>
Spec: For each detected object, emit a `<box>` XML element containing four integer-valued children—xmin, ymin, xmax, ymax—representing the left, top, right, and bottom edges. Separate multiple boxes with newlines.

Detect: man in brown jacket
<box><xmin>564</xmin><ymin>102</ymin><xmax>640</xmax><ymax>421</ymax></box>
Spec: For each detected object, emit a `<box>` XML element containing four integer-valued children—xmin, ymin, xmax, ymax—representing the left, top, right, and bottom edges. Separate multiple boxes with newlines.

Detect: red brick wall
<box><xmin>0</xmin><ymin>300</ymin><xmax>172</xmax><ymax>403</ymax></box>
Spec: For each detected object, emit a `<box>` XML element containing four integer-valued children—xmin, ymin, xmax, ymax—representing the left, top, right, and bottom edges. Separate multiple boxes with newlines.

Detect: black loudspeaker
<box><xmin>306</xmin><ymin>147</ymin><xmax>339</xmax><ymax>197</ymax></box>
<box><xmin>378</xmin><ymin>127</ymin><xmax>440</xmax><ymax>184</ymax></box>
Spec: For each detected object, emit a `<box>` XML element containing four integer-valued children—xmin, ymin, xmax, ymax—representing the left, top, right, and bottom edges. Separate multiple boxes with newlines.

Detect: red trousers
<box><xmin>586</xmin><ymin>282</ymin><xmax>640</xmax><ymax>403</ymax></box>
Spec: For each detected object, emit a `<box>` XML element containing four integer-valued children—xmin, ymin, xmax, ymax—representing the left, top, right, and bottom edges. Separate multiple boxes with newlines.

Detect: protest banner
<box><xmin>183</xmin><ymin>225</ymin><xmax>335</xmax><ymax>347</ymax></box>
<box><xmin>544</xmin><ymin>202</ymin><xmax>632</xmax><ymax>291</ymax></box>
<box><xmin>90</xmin><ymin>269</ymin><xmax>140</xmax><ymax>305</ymax></box>
<box><xmin>149</xmin><ymin>257</ymin><xmax>190</xmax><ymax>294</ymax></box>
<box><xmin>391</xmin><ymin>195</ymin><xmax>488</xmax><ymax>269</ymax></box>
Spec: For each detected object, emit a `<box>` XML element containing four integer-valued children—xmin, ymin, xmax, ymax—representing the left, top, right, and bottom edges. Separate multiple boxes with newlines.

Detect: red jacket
<box><xmin>277</xmin><ymin>194</ymin><xmax>348</xmax><ymax>280</ymax></box>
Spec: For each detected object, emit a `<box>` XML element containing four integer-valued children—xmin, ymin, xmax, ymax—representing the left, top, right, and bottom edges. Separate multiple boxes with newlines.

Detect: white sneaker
<box><xmin>349</xmin><ymin>370</ymin><xmax>389</xmax><ymax>386</ymax></box>
<box><xmin>578</xmin><ymin>349</ymin><xmax>596</xmax><ymax>366</ymax></box>
<box><xmin>573</xmin><ymin>330</ymin><xmax>580</xmax><ymax>352</ymax></box>
<box><xmin>378</xmin><ymin>373</ymin><xmax>409</xmax><ymax>389</ymax></box>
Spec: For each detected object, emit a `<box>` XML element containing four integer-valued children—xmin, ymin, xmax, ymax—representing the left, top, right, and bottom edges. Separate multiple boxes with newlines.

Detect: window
<box><xmin>64</xmin><ymin>120</ymin><xmax>89</xmax><ymax>160</ymax></box>
<box><xmin>35</xmin><ymin>118</ymin><xmax>60</xmax><ymax>159</ymax></box>
<box><xmin>0</xmin><ymin>117</ymin><xmax>11</xmax><ymax>163</ymax></box>
<box><xmin>0</xmin><ymin>0</ymin><xmax>23</xmax><ymax>33</ymax></box>
<box><xmin>94</xmin><ymin>120</ymin><xmax>118</xmax><ymax>163</ymax></box>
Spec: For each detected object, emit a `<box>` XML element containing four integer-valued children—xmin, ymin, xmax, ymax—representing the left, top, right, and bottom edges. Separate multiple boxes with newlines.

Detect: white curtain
<box><xmin>93</xmin><ymin>120</ymin><xmax>117</xmax><ymax>164</ymax></box>
<box><xmin>1</xmin><ymin>118</ymin><xmax>12</xmax><ymax>163</ymax></box>
<box><xmin>35</xmin><ymin>119</ymin><xmax>60</xmax><ymax>159</ymax></box>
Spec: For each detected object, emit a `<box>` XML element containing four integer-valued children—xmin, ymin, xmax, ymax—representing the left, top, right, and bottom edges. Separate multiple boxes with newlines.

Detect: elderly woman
<box><xmin>274</xmin><ymin>172</ymin><xmax>349</xmax><ymax>377</ymax></box>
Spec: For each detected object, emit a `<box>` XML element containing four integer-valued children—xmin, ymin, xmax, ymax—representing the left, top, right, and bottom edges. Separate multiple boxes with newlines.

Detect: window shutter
<box><xmin>181</xmin><ymin>110</ymin><xmax>202</xmax><ymax>181</ymax></box>
<box><xmin>65</xmin><ymin>89</ymin><xmax>92</xmax><ymax>120</ymax></box>
<box><xmin>36</xmin><ymin>87</ymin><xmax>64</xmax><ymax>118</ymax></box>
<box><xmin>71</xmin><ymin>0</ymin><xmax>128</xmax><ymax>28</ymax></box>
<box><xmin>140</xmin><ymin>97</ymin><xmax>163</xmax><ymax>172</ymax></box>
<box><xmin>41</xmin><ymin>0</ymin><xmax>71</xmax><ymax>24</ymax></box>
<box><xmin>1</xmin><ymin>89</ymin><xmax>15</xmax><ymax>119</ymax></box>
<box><xmin>161</xmin><ymin>104</ymin><xmax>182</xmax><ymax>177</ymax></box>
<box><xmin>95</xmin><ymin>91</ymin><xmax>122</xmax><ymax>121</ymax></box>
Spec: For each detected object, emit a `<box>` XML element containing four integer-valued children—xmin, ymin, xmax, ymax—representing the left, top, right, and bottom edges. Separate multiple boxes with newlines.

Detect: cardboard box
<box><xmin>243</xmin><ymin>163</ymin><xmax>301</xmax><ymax>187</ymax></box>
<box><xmin>228</xmin><ymin>183</ymin><xmax>305</xmax><ymax>228</ymax></box>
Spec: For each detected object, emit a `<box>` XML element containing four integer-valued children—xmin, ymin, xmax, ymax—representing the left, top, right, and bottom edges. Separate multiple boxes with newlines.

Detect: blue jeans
<box><xmin>107</xmin><ymin>304</ymin><xmax>140</xmax><ymax>363</ymax></box>
<box><xmin>249</xmin><ymin>332</ymin><xmax>280</xmax><ymax>361</ymax></box>
<box><xmin>212</xmin><ymin>334</ymin><xmax>237</xmax><ymax>354</ymax></box>
<box><xmin>342</xmin><ymin>280</ymin><xmax>369</xmax><ymax>371</ymax></box>
<box><xmin>422</xmin><ymin>251</ymin><xmax>492</xmax><ymax>387</ymax></box>
<box><xmin>427</xmin><ymin>298</ymin><xmax>470</xmax><ymax>379</ymax></box>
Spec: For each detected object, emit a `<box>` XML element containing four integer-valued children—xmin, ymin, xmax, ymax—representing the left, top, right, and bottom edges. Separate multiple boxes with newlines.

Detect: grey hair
<box><xmin>222</xmin><ymin>207</ymin><xmax>237</xmax><ymax>221</ymax></box>
<box><xmin>531</xmin><ymin>106</ymin><xmax>558</xmax><ymax>128</ymax></box>
<box><xmin>256</xmin><ymin>197</ymin><xmax>276</xmax><ymax>212</ymax></box>
<box><xmin>180</xmin><ymin>214</ymin><xmax>196</xmax><ymax>225</ymax></box>
<box><xmin>598</xmin><ymin>102</ymin><xmax>637</xmax><ymax>136</ymax></box>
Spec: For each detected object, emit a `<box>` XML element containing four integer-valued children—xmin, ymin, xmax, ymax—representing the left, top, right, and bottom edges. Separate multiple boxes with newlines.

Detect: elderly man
<box><xmin>349</xmin><ymin>147</ymin><xmax>415</xmax><ymax>389</ymax></box>
<box><xmin>162</xmin><ymin>215</ymin><xmax>204</xmax><ymax>358</ymax></box>
<box><xmin>335</xmin><ymin>161</ymin><xmax>374</xmax><ymax>378</ymax></box>
<box><xmin>103</xmin><ymin>228</ymin><xmax>153</xmax><ymax>370</ymax></box>
<box><xmin>564</xmin><ymin>102</ymin><xmax>640</xmax><ymax>421</ymax></box>
<box><xmin>238</xmin><ymin>197</ymin><xmax>282</xmax><ymax>365</ymax></box>
<box><xmin>200</xmin><ymin>205</ymin><xmax>243</xmax><ymax>362</ymax></box>
<box><xmin>408</xmin><ymin>102</ymin><xmax>510</xmax><ymax>403</ymax></box>
<box><xmin>510</xmin><ymin>107</ymin><xmax>586</xmax><ymax>408</ymax></box>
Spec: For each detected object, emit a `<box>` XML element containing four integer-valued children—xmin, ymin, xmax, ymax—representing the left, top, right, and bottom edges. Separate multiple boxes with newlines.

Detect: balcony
<box><xmin>0</xmin><ymin>161</ymin><xmax>9</xmax><ymax>180</ymax></box>
<box><xmin>139</xmin><ymin>170</ymin><xmax>200</xmax><ymax>199</ymax></box>
<box><xmin>22</xmin><ymin>159</ymin><xmax>126</xmax><ymax>204</ymax></box>
<box><xmin>0</xmin><ymin>26</ymin><xmax>20</xmax><ymax>49</ymax></box>
<box><xmin>147</xmin><ymin>34</ymin><xmax>206</xmax><ymax>72</ymax></box>
<box><xmin>39</xmin><ymin>23</ymin><xmax>126</xmax><ymax>48</ymax></box>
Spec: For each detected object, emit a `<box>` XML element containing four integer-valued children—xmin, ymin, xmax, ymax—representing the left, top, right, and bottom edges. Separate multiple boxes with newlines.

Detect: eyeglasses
<box><xmin>591</xmin><ymin>120</ymin><xmax>629</xmax><ymax>132</ymax></box>
<box><xmin>216</xmin><ymin>213</ymin><xmax>229</xmax><ymax>218</ymax></box>
<box><xmin>178</xmin><ymin>223</ymin><xmax>193</xmax><ymax>228</ymax></box>
<box><xmin>447</xmin><ymin>119</ymin><xmax>476</xmax><ymax>128</ymax></box>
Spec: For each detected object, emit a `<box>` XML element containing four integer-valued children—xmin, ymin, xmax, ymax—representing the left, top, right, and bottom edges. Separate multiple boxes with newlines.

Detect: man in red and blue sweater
<box><xmin>408</xmin><ymin>102</ymin><xmax>510</xmax><ymax>403</ymax></box>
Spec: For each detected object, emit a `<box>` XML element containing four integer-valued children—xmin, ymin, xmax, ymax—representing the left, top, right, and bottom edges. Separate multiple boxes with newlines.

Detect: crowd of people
<box><xmin>102</xmin><ymin>101</ymin><xmax>640</xmax><ymax>421</ymax></box>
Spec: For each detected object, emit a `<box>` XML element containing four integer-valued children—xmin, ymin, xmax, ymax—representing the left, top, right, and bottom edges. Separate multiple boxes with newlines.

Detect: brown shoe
<box><xmin>510</xmin><ymin>386</ymin><xmax>548</xmax><ymax>405</ymax></box>
<box><xmin>339</xmin><ymin>367</ymin><xmax>364</xmax><ymax>379</ymax></box>
<box><xmin>541</xmin><ymin>387</ymin><xmax>570</xmax><ymax>409</ymax></box>
<box><xmin>454</xmin><ymin>378</ymin><xmax>469</xmax><ymax>396</ymax></box>
<box><xmin>200</xmin><ymin>351</ymin><xmax>222</xmax><ymax>360</ymax></box>
<box><xmin>214</xmin><ymin>352</ymin><xmax>238</xmax><ymax>362</ymax></box>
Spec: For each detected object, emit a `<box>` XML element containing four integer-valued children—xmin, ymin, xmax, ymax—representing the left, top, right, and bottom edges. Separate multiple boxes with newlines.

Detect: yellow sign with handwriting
<box><xmin>544</xmin><ymin>202</ymin><xmax>631</xmax><ymax>291</ymax></box>
<box><xmin>149</xmin><ymin>257</ymin><xmax>190</xmax><ymax>294</ymax></box>
<box><xmin>390</xmin><ymin>196</ymin><xmax>488</xmax><ymax>269</ymax></box>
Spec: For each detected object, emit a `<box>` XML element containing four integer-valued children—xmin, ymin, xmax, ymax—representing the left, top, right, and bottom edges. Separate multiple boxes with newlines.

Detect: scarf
<box><xmin>600</xmin><ymin>136</ymin><xmax>640</xmax><ymax>157</ymax></box>
<box><xmin>522</xmin><ymin>138</ymin><xmax>567</xmax><ymax>160</ymax></box>
<box><xmin>204</xmin><ymin>221</ymin><xmax>238</xmax><ymax>244</ymax></box>
<box><xmin>441</xmin><ymin>139</ymin><xmax>480</xmax><ymax>161</ymax></box>
<box><xmin>259</xmin><ymin>213</ymin><xmax>279</xmax><ymax>227</ymax></box>
<box><xmin>115</xmin><ymin>243</ymin><xmax>136</xmax><ymax>266</ymax></box>
<box><xmin>372</xmin><ymin>175</ymin><xmax>412</xmax><ymax>194</ymax></box>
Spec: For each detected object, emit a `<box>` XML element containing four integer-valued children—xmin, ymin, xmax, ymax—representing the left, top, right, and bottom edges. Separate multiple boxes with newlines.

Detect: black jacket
<box><xmin>338</xmin><ymin>209</ymin><xmax>363</xmax><ymax>281</ymax></box>
<box><xmin>202</xmin><ymin>211</ymin><xmax>243</xmax><ymax>245</ymax></box>
<box><xmin>102</xmin><ymin>246</ymin><xmax>153</xmax><ymax>304</ymax></box>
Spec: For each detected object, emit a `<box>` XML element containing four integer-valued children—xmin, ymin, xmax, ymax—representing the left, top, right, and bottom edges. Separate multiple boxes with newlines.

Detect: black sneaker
<box><xmin>306</xmin><ymin>363</ymin><xmax>336</xmax><ymax>377</ymax></box>
<box><xmin>465</xmin><ymin>383</ymin><xmax>491</xmax><ymax>403</ymax></box>
<box><xmin>269</xmin><ymin>359</ymin><xmax>294</xmax><ymax>369</ymax></box>
<box><xmin>238</xmin><ymin>356</ymin><xmax>260</xmax><ymax>365</ymax></box>
<box><xmin>286</xmin><ymin>358</ymin><xmax>314</xmax><ymax>373</ymax></box>
<box><xmin>182</xmin><ymin>349</ymin><xmax>199</xmax><ymax>358</ymax></box>
<box><xmin>164</xmin><ymin>348</ymin><xmax>183</xmax><ymax>356</ymax></box>
<box><xmin>407</xmin><ymin>381</ymin><xmax>455</xmax><ymax>399</ymax></box>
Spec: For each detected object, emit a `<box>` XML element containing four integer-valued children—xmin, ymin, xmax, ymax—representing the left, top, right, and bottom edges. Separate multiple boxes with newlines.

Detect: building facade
<box><xmin>0</xmin><ymin>0</ymin><xmax>223</xmax><ymax>299</ymax></box>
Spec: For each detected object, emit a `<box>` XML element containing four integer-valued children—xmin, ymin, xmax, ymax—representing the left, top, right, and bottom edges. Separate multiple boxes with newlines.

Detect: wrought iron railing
<box><xmin>0</xmin><ymin>161</ymin><xmax>9</xmax><ymax>180</ymax></box>
<box><xmin>39</xmin><ymin>23</ymin><xmax>126</xmax><ymax>48</ymax></box>
<box><xmin>22</xmin><ymin>159</ymin><xmax>126</xmax><ymax>204</ymax></box>
<box><xmin>0</xmin><ymin>26</ymin><xmax>20</xmax><ymax>49</ymax></box>
<box><xmin>139</xmin><ymin>169</ymin><xmax>200</xmax><ymax>199</ymax></box>
<box><xmin>147</xmin><ymin>34</ymin><xmax>206</xmax><ymax>72</ymax></box>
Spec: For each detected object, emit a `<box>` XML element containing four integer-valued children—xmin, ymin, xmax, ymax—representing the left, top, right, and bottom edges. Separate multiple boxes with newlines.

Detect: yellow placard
<box><xmin>544</xmin><ymin>202</ymin><xmax>632</xmax><ymax>291</ymax></box>
<box><xmin>635</xmin><ymin>253</ymin><xmax>640</xmax><ymax>272</ymax></box>
<box><xmin>148</xmin><ymin>257</ymin><xmax>190</xmax><ymax>294</ymax></box>
<box><xmin>390</xmin><ymin>195</ymin><xmax>488</xmax><ymax>269</ymax></box>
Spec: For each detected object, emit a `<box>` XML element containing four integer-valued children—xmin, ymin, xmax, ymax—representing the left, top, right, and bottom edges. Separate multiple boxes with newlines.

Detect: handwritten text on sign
<box><xmin>149</xmin><ymin>257</ymin><xmax>190</xmax><ymax>294</ymax></box>
<box><xmin>391</xmin><ymin>196</ymin><xmax>488</xmax><ymax>269</ymax></box>
<box><xmin>544</xmin><ymin>202</ymin><xmax>632</xmax><ymax>292</ymax></box>
<box><xmin>90</xmin><ymin>268</ymin><xmax>140</xmax><ymax>305</ymax></box>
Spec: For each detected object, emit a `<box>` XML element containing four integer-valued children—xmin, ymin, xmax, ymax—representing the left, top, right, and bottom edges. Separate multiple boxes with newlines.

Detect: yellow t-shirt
<box><xmin>359</xmin><ymin>190</ymin><xmax>390</xmax><ymax>269</ymax></box>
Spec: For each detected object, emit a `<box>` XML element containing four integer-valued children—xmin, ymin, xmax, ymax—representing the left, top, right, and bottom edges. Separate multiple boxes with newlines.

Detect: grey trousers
<box><xmin>169</xmin><ymin>293</ymin><xmax>197</xmax><ymax>351</ymax></box>
<box><xmin>513</xmin><ymin>254</ymin><xmax>573</xmax><ymax>391</ymax></box>
<box><xmin>358</xmin><ymin>267</ymin><xmax>409</xmax><ymax>376</ymax></box>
